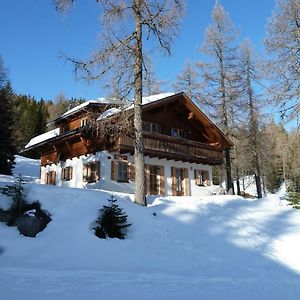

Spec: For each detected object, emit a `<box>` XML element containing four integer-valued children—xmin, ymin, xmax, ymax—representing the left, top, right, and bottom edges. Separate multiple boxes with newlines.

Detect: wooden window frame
<box><xmin>80</xmin><ymin>117</ymin><xmax>88</xmax><ymax>127</ymax></box>
<box><xmin>117</xmin><ymin>161</ymin><xmax>129</xmax><ymax>182</ymax></box>
<box><xmin>60</xmin><ymin>125</ymin><xmax>68</xmax><ymax>134</ymax></box>
<box><xmin>145</xmin><ymin>164</ymin><xmax>165</xmax><ymax>195</ymax></box>
<box><xmin>61</xmin><ymin>166</ymin><xmax>73</xmax><ymax>181</ymax></box>
<box><xmin>83</xmin><ymin>161</ymin><xmax>100</xmax><ymax>183</ymax></box>
<box><xmin>111</xmin><ymin>156</ymin><xmax>129</xmax><ymax>182</ymax></box>
<box><xmin>45</xmin><ymin>171</ymin><xmax>56</xmax><ymax>185</ymax></box>
<box><xmin>171</xmin><ymin>167</ymin><xmax>189</xmax><ymax>196</ymax></box>
<box><xmin>143</xmin><ymin>121</ymin><xmax>161</xmax><ymax>134</ymax></box>
<box><xmin>170</xmin><ymin>128</ymin><xmax>186</xmax><ymax>139</ymax></box>
<box><xmin>194</xmin><ymin>169</ymin><xmax>210</xmax><ymax>186</ymax></box>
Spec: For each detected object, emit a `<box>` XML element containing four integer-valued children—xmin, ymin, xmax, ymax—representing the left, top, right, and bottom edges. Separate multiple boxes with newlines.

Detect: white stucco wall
<box><xmin>40</xmin><ymin>150</ymin><xmax>214</xmax><ymax>197</ymax></box>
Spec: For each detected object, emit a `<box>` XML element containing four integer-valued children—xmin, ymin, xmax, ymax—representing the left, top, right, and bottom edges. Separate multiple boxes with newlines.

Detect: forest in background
<box><xmin>0</xmin><ymin>0</ymin><xmax>299</xmax><ymax>204</ymax></box>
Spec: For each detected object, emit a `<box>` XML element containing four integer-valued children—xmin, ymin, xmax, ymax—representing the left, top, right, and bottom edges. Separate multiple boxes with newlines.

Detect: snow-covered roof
<box><xmin>97</xmin><ymin>93</ymin><xmax>175</xmax><ymax>120</ymax></box>
<box><xmin>97</xmin><ymin>107</ymin><xmax>122</xmax><ymax>121</ymax></box>
<box><xmin>141</xmin><ymin>93</ymin><xmax>175</xmax><ymax>105</ymax></box>
<box><xmin>61</xmin><ymin>97</ymin><xmax>123</xmax><ymax>119</ymax></box>
<box><xmin>25</xmin><ymin>93</ymin><xmax>176</xmax><ymax>149</ymax></box>
<box><xmin>25</xmin><ymin>128</ymin><xmax>60</xmax><ymax>149</ymax></box>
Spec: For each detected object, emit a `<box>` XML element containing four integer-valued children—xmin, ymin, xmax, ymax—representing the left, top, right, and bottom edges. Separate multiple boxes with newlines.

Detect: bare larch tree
<box><xmin>53</xmin><ymin>0</ymin><xmax>184</xmax><ymax>206</ymax></box>
<box><xmin>197</xmin><ymin>1</ymin><xmax>240</xmax><ymax>193</ymax></box>
<box><xmin>173</xmin><ymin>61</ymin><xmax>211</xmax><ymax>111</ymax></box>
<box><xmin>238</xmin><ymin>39</ymin><xmax>263</xmax><ymax>198</ymax></box>
<box><xmin>264</xmin><ymin>0</ymin><xmax>300</xmax><ymax>121</ymax></box>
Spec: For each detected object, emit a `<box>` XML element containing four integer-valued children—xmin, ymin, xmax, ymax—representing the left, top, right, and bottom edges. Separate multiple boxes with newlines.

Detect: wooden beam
<box><xmin>188</xmin><ymin>112</ymin><xmax>195</xmax><ymax>120</ymax></box>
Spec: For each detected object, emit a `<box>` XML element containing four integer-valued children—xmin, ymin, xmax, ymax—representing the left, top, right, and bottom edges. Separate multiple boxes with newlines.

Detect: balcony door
<box><xmin>171</xmin><ymin>167</ymin><xmax>190</xmax><ymax>196</ymax></box>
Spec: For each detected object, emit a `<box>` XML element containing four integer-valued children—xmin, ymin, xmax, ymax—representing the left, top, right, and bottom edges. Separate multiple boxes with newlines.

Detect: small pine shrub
<box><xmin>94</xmin><ymin>195</ymin><xmax>131</xmax><ymax>239</ymax></box>
<box><xmin>286</xmin><ymin>192</ymin><xmax>300</xmax><ymax>209</ymax></box>
<box><xmin>0</xmin><ymin>175</ymin><xmax>51</xmax><ymax>235</ymax></box>
<box><xmin>0</xmin><ymin>175</ymin><xmax>28</xmax><ymax>218</ymax></box>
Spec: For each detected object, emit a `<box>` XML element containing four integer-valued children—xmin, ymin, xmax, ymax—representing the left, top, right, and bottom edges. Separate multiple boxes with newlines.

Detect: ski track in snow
<box><xmin>1</xmin><ymin>268</ymin><xmax>299</xmax><ymax>300</ymax></box>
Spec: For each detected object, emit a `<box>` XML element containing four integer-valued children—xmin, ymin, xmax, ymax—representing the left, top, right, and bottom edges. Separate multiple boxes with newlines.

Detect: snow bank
<box><xmin>1</xmin><ymin>156</ymin><xmax>300</xmax><ymax>300</ymax></box>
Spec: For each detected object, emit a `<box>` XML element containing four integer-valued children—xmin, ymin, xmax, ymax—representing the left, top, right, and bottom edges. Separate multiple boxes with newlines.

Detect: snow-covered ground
<box><xmin>1</xmin><ymin>157</ymin><xmax>300</xmax><ymax>299</ymax></box>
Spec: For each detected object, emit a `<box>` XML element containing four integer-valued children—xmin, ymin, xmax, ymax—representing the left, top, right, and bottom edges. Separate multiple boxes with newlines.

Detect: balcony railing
<box><xmin>118</xmin><ymin>132</ymin><xmax>224</xmax><ymax>165</ymax></box>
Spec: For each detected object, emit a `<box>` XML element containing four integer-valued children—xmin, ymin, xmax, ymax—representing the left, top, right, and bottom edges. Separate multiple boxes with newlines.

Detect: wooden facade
<box><xmin>23</xmin><ymin>93</ymin><xmax>233</xmax><ymax>196</ymax></box>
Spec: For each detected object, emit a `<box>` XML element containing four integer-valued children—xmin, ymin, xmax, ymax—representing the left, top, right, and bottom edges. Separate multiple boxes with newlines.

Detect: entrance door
<box><xmin>171</xmin><ymin>167</ymin><xmax>189</xmax><ymax>196</ymax></box>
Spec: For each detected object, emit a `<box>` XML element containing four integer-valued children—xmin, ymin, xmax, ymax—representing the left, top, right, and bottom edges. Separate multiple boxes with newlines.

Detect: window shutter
<box><xmin>44</xmin><ymin>172</ymin><xmax>48</xmax><ymax>184</ymax></box>
<box><xmin>95</xmin><ymin>161</ymin><xmax>100</xmax><ymax>181</ymax></box>
<box><xmin>171</xmin><ymin>167</ymin><xmax>176</xmax><ymax>196</ymax></box>
<box><xmin>61</xmin><ymin>168</ymin><xmax>65</xmax><ymax>180</ymax></box>
<box><xmin>159</xmin><ymin>166</ymin><xmax>165</xmax><ymax>195</ymax></box>
<box><xmin>129</xmin><ymin>162</ymin><xmax>135</xmax><ymax>182</ymax></box>
<box><xmin>69</xmin><ymin>167</ymin><xmax>73</xmax><ymax>180</ymax></box>
<box><xmin>145</xmin><ymin>164</ymin><xmax>150</xmax><ymax>195</ymax></box>
<box><xmin>50</xmin><ymin>171</ymin><xmax>56</xmax><ymax>185</ymax></box>
<box><xmin>183</xmin><ymin>168</ymin><xmax>190</xmax><ymax>196</ymax></box>
<box><xmin>83</xmin><ymin>164</ymin><xmax>88</xmax><ymax>182</ymax></box>
<box><xmin>194</xmin><ymin>169</ymin><xmax>200</xmax><ymax>186</ymax></box>
<box><xmin>111</xmin><ymin>161</ymin><xmax>118</xmax><ymax>181</ymax></box>
<box><xmin>204</xmin><ymin>170</ymin><xmax>210</xmax><ymax>186</ymax></box>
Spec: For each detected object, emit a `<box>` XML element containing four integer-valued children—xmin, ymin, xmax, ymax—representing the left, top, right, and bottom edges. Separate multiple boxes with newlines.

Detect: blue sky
<box><xmin>0</xmin><ymin>0</ymin><xmax>276</xmax><ymax>101</ymax></box>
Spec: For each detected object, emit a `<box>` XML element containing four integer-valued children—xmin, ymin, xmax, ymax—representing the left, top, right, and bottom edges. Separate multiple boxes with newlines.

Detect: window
<box><xmin>149</xmin><ymin>166</ymin><xmax>160</xmax><ymax>195</ymax></box>
<box><xmin>61</xmin><ymin>166</ymin><xmax>73</xmax><ymax>181</ymax></box>
<box><xmin>61</xmin><ymin>125</ymin><xmax>69</xmax><ymax>134</ymax></box>
<box><xmin>171</xmin><ymin>167</ymin><xmax>189</xmax><ymax>196</ymax></box>
<box><xmin>194</xmin><ymin>169</ymin><xmax>210</xmax><ymax>186</ymax></box>
<box><xmin>175</xmin><ymin>168</ymin><xmax>184</xmax><ymax>193</ymax></box>
<box><xmin>143</xmin><ymin>121</ymin><xmax>161</xmax><ymax>134</ymax></box>
<box><xmin>45</xmin><ymin>171</ymin><xmax>56</xmax><ymax>185</ymax></box>
<box><xmin>171</xmin><ymin>128</ymin><xmax>186</xmax><ymax>139</ymax></box>
<box><xmin>111</xmin><ymin>156</ymin><xmax>130</xmax><ymax>182</ymax></box>
<box><xmin>81</xmin><ymin>117</ymin><xmax>88</xmax><ymax>127</ymax></box>
<box><xmin>145</xmin><ymin>164</ymin><xmax>165</xmax><ymax>195</ymax></box>
<box><xmin>83</xmin><ymin>162</ymin><xmax>100</xmax><ymax>183</ymax></box>
<box><xmin>117</xmin><ymin>161</ymin><xmax>128</xmax><ymax>182</ymax></box>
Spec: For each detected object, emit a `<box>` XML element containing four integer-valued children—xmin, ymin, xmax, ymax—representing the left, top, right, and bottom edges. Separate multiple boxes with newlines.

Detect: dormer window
<box><xmin>61</xmin><ymin>125</ymin><xmax>68</xmax><ymax>134</ymax></box>
<box><xmin>143</xmin><ymin>121</ymin><xmax>161</xmax><ymax>134</ymax></box>
<box><xmin>171</xmin><ymin>128</ymin><xmax>186</xmax><ymax>139</ymax></box>
<box><xmin>81</xmin><ymin>117</ymin><xmax>88</xmax><ymax>127</ymax></box>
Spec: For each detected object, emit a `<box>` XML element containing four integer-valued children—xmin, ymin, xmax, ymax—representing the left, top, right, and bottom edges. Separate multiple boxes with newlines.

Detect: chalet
<box><xmin>22</xmin><ymin>92</ymin><xmax>233</xmax><ymax>197</ymax></box>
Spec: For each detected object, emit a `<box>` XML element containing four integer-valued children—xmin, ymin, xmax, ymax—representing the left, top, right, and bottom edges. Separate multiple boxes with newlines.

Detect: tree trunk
<box><xmin>236</xmin><ymin>167</ymin><xmax>241</xmax><ymax>196</ymax></box>
<box><xmin>225</xmin><ymin>148</ymin><xmax>234</xmax><ymax>194</ymax></box>
<box><xmin>255</xmin><ymin>156</ymin><xmax>263</xmax><ymax>198</ymax></box>
<box><xmin>133</xmin><ymin>0</ymin><xmax>146</xmax><ymax>206</ymax></box>
<box><xmin>255</xmin><ymin>173</ymin><xmax>262</xmax><ymax>198</ymax></box>
<box><xmin>262</xmin><ymin>173</ymin><xmax>266</xmax><ymax>196</ymax></box>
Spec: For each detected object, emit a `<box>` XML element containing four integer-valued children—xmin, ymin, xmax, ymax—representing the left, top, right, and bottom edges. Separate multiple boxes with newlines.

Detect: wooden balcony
<box><xmin>117</xmin><ymin>132</ymin><xmax>224</xmax><ymax>165</ymax></box>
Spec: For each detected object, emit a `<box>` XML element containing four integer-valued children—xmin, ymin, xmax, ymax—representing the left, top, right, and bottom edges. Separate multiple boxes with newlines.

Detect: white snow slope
<box><xmin>1</xmin><ymin>156</ymin><xmax>300</xmax><ymax>300</ymax></box>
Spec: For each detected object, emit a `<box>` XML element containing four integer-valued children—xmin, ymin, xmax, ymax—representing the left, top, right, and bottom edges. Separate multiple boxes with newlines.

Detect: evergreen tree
<box><xmin>260</xmin><ymin>122</ymin><xmax>284</xmax><ymax>193</ymax></box>
<box><xmin>286</xmin><ymin>192</ymin><xmax>300</xmax><ymax>209</ymax></box>
<box><xmin>0</xmin><ymin>81</ymin><xmax>15</xmax><ymax>174</ymax></box>
<box><xmin>0</xmin><ymin>175</ymin><xmax>27</xmax><ymax>216</ymax></box>
<box><xmin>94</xmin><ymin>195</ymin><xmax>131</xmax><ymax>239</ymax></box>
<box><xmin>12</xmin><ymin>94</ymin><xmax>48</xmax><ymax>151</ymax></box>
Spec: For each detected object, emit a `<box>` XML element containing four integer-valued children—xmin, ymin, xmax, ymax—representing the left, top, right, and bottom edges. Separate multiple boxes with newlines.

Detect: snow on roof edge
<box><xmin>25</xmin><ymin>128</ymin><xmax>60</xmax><ymax>149</ymax></box>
